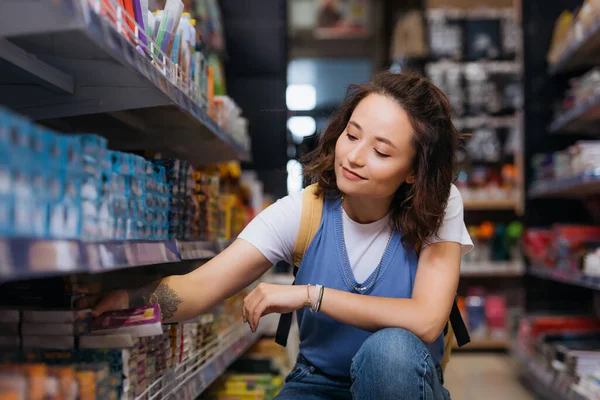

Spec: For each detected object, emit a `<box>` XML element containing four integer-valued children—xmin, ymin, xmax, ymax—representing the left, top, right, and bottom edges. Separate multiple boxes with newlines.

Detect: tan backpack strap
<box><xmin>292</xmin><ymin>184</ymin><xmax>324</xmax><ymax>268</ymax></box>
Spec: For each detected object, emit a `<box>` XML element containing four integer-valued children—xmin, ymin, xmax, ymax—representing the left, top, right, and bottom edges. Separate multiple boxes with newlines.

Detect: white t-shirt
<box><xmin>238</xmin><ymin>184</ymin><xmax>474</xmax><ymax>283</ymax></box>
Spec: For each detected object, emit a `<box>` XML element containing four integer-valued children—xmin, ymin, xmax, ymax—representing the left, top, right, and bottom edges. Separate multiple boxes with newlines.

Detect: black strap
<box><xmin>275</xmin><ymin>266</ymin><xmax>299</xmax><ymax>347</ymax></box>
<box><xmin>450</xmin><ymin>298</ymin><xmax>470</xmax><ymax>347</ymax></box>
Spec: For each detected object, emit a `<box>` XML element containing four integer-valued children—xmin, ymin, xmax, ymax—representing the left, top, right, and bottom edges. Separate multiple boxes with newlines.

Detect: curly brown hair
<box><xmin>302</xmin><ymin>71</ymin><xmax>459</xmax><ymax>249</ymax></box>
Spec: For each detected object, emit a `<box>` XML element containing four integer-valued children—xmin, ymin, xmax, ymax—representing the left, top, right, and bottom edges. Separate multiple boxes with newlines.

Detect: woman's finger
<box><xmin>91</xmin><ymin>291</ymin><xmax>129</xmax><ymax>317</ymax></box>
<box><xmin>73</xmin><ymin>294</ymin><xmax>101</xmax><ymax>310</ymax></box>
<box><xmin>242</xmin><ymin>287</ymin><xmax>260</xmax><ymax>324</ymax></box>
<box><xmin>251</xmin><ymin>298</ymin><xmax>267</xmax><ymax>332</ymax></box>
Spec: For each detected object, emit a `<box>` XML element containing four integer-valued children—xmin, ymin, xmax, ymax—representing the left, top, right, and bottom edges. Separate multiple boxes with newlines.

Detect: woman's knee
<box><xmin>351</xmin><ymin>328</ymin><xmax>435</xmax><ymax>399</ymax></box>
<box><xmin>353</xmin><ymin>328</ymin><xmax>428</xmax><ymax>374</ymax></box>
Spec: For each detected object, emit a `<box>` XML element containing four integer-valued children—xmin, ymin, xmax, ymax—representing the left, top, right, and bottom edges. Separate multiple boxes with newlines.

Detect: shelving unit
<box><xmin>134</xmin><ymin>323</ymin><xmax>262</xmax><ymax>400</ymax></box>
<box><xmin>0</xmin><ymin>1</ymin><xmax>263</xmax><ymax>398</ymax></box>
<box><xmin>548</xmin><ymin>17</ymin><xmax>600</xmax><ymax>76</ymax></box>
<box><xmin>0</xmin><ymin>0</ymin><xmax>250</xmax><ymax>166</ymax></box>
<box><xmin>528</xmin><ymin>266</ymin><xmax>600</xmax><ymax>291</ymax></box>
<box><xmin>0</xmin><ymin>238</ymin><xmax>230</xmax><ymax>282</ymax></box>
<box><xmin>519</xmin><ymin>2</ymin><xmax>600</xmax><ymax>399</ymax></box>
<box><xmin>549</xmin><ymin>90</ymin><xmax>600</xmax><ymax>135</ymax></box>
<box><xmin>512</xmin><ymin>348</ymin><xmax>586</xmax><ymax>400</ymax></box>
<box><xmin>529</xmin><ymin>169</ymin><xmax>600</xmax><ymax>199</ymax></box>
<box><xmin>461</xmin><ymin>261</ymin><xmax>525</xmax><ymax>277</ymax></box>
<box><xmin>463</xmin><ymin>198</ymin><xmax>519</xmax><ymax>211</ymax></box>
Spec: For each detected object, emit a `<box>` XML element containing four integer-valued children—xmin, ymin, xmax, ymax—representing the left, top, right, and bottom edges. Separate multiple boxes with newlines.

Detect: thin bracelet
<box><xmin>317</xmin><ymin>286</ymin><xmax>325</xmax><ymax>312</ymax></box>
<box><xmin>311</xmin><ymin>285</ymin><xmax>323</xmax><ymax>313</ymax></box>
<box><xmin>306</xmin><ymin>284</ymin><xmax>312</xmax><ymax>308</ymax></box>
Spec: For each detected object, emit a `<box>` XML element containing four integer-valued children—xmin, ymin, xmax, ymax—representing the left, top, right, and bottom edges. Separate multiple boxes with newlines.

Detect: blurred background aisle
<box><xmin>0</xmin><ymin>0</ymin><xmax>598</xmax><ymax>399</ymax></box>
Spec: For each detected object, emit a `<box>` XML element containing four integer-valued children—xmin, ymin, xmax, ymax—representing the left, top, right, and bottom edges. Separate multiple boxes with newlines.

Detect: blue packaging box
<box><xmin>0</xmin><ymin>195</ymin><xmax>13</xmax><ymax>236</ymax></box>
<box><xmin>49</xmin><ymin>185</ymin><xmax>82</xmax><ymax>240</ymax></box>
<box><xmin>14</xmin><ymin>197</ymin><xmax>48</xmax><ymax>238</ymax></box>
<box><xmin>61</xmin><ymin>136</ymin><xmax>83</xmax><ymax>174</ymax></box>
<box><xmin>109</xmin><ymin>151</ymin><xmax>135</xmax><ymax>177</ymax></box>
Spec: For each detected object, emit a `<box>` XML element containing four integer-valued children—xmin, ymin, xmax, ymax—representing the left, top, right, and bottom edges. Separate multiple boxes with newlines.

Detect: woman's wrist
<box><xmin>305</xmin><ymin>284</ymin><xmax>324</xmax><ymax>313</ymax></box>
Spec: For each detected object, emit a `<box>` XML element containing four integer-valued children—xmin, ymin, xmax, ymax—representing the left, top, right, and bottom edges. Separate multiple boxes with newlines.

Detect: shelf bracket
<box><xmin>0</xmin><ymin>38</ymin><xmax>75</xmax><ymax>95</ymax></box>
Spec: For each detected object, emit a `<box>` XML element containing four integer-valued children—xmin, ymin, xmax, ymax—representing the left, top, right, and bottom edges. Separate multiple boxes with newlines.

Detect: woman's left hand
<box><xmin>242</xmin><ymin>283</ymin><xmax>308</xmax><ymax>332</ymax></box>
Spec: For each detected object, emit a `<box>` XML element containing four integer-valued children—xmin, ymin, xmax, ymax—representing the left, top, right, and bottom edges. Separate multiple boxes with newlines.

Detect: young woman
<box><xmin>81</xmin><ymin>71</ymin><xmax>473</xmax><ymax>399</ymax></box>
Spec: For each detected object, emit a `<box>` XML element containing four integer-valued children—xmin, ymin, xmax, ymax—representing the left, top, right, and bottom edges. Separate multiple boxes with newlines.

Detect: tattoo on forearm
<box><xmin>153</xmin><ymin>283</ymin><xmax>183</xmax><ymax>321</ymax></box>
<box><xmin>128</xmin><ymin>281</ymin><xmax>183</xmax><ymax>321</ymax></box>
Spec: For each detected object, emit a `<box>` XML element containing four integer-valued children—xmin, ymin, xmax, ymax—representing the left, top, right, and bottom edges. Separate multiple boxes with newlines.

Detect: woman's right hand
<box><xmin>75</xmin><ymin>290</ymin><xmax>130</xmax><ymax>317</ymax></box>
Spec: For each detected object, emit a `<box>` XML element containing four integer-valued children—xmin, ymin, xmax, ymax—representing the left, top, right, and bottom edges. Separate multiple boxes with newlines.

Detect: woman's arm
<box><xmin>317</xmin><ymin>241</ymin><xmax>461</xmax><ymax>342</ymax></box>
<box><xmin>81</xmin><ymin>239</ymin><xmax>273</xmax><ymax>323</ymax></box>
<box><xmin>243</xmin><ymin>241</ymin><xmax>461</xmax><ymax>343</ymax></box>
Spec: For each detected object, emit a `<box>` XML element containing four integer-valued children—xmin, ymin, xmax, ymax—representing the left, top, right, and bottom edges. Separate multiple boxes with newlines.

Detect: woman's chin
<box><xmin>336</xmin><ymin>177</ymin><xmax>366</xmax><ymax>196</ymax></box>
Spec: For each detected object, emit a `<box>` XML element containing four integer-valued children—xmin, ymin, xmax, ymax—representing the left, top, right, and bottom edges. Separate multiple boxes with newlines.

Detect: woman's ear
<box><xmin>406</xmin><ymin>173</ymin><xmax>416</xmax><ymax>184</ymax></box>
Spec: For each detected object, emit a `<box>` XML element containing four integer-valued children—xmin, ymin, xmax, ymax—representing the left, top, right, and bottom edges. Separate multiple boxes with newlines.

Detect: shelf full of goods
<box><xmin>423</xmin><ymin>8</ymin><xmax>523</xmax><ymax>212</ymax></box>
<box><xmin>0</xmin><ymin>106</ymin><xmax>256</xmax><ymax>281</ymax></box>
<box><xmin>549</xmin><ymin>68</ymin><xmax>600</xmax><ymax>134</ymax></box>
<box><xmin>547</xmin><ymin>0</ymin><xmax>600</xmax><ymax>75</ymax></box>
<box><xmin>0</xmin><ymin>0</ymin><xmax>250</xmax><ymax>165</ymax></box>
<box><xmin>453</xmin><ymin>288</ymin><xmax>512</xmax><ymax>350</ymax></box>
<box><xmin>529</xmin><ymin>141</ymin><xmax>600</xmax><ymax>199</ymax></box>
<box><xmin>524</xmin><ymin>225</ymin><xmax>600</xmax><ymax>290</ymax></box>
<box><xmin>461</xmin><ymin>220</ymin><xmax>524</xmax><ymax>276</ymax></box>
<box><xmin>0</xmin><ymin>287</ymin><xmax>263</xmax><ymax>400</ymax></box>
<box><xmin>513</xmin><ymin>314</ymin><xmax>600</xmax><ymax>400</ymax></box>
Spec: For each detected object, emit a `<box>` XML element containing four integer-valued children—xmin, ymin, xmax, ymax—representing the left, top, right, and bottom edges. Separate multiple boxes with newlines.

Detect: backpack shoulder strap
<box><xmin>275</xmin><ymin>184</ymin><xmax>323</xmax><ymax>347</ymax></box>
<box><xmin>292</xmin><ymin>183</ymin><xmax>324</xmax><ymax>268</ymax></box>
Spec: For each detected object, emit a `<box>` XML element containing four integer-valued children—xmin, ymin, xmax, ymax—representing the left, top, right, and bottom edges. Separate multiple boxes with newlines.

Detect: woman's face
<box><xmin>334</xmin><ymin>93</ymin><xmax>417</xmax><ymax>200</ymax></box>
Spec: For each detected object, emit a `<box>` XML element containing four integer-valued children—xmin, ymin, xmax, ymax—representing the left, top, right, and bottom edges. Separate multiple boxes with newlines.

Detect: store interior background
<box><xmin>0</xmin><ymin>0</ymin><xmax>599</xmax><ymax>399</ymax></box>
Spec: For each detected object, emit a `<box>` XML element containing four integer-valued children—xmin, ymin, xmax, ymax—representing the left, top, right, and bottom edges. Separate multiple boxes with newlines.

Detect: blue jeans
<box><xmin>275</xmin><ymin>328</ymin><xmax>451</xmax><ymax>400</ymax></box>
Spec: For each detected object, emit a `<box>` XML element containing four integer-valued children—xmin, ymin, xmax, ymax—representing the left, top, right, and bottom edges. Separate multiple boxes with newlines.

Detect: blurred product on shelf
<box><xmin>531</xmin><ymin>141</ymin><xmax>600</xmax><ymax>184</ymax></box>
<box><xmin>523</xmin><ymin>225</ymin><xmax>600</xmax><ymax>277</ymax></box>
<box><xmin>456</xmin><ymin>164</ymin><xmax>519</xmax><ymax>203</ymax></box>
<box><xmin>426</xmin><ymin>61</ymin><xmax>522</xmax><ymax>117</ymax></box>
<box><xmin>463</xmin><ymin>220</ymin><xmax>523</xmax><ymax>264</ymax></box>
<box><xmin>0</xmin><ymin>106</ymin><xmax>255</xmax><ymax>245</ymax></box>
<box><xmin>425</xmin><ymin>8</ymin><xmax>521</xmax><ymax>62</ymax></box>
<box><xmin>457</xmin><ymin>289</ymin><xmax>507</xmax><ymax>341</ymax></box>
<box><xmin>547</xmin><ymin>0</ymin><xmax>600</xmax><ymax>68</ymax></box>
<box><xmin>192</xmin><ymin>0</ymin><xmax>227</xmax><ymax>54</ymax></box>
<box><xmin>0</xmin><ymin>289</ymin><xmax>250</xmax><ymax>400</ymax></box>
<box><xmin>202</xmin><ymin>373</ymin><xmax>283</xmax><ymax>400</ymax></box>
<box><xmin>558</xmin><ymin>68</ymin><xmax>600</xmax><ymax>115</ymax></box>
<box><xmin>91</xmin><ymin>0</ymin><xmax>249</xmax><ymax>150</ymax></box>
<box><xmin>514</xmin><ymin>314</ymin><xmax>600</xmax><ymax>399</ymax></box>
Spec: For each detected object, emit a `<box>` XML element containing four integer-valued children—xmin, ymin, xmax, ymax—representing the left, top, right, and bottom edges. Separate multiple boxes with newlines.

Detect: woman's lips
<box><xmin>342</xmin><ymin>166</ymin><xmax>367</xmax><ymax>181</ymax></box>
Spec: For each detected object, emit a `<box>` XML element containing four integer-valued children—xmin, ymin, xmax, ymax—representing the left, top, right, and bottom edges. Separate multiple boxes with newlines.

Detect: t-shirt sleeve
<box><xmin>423</xmin><ymin>184</ymin><xmax>474</xmax><ymax>256</ymax></box>
<box><xmin>237</xmin><ymin>191</ymin><xmax>302</xmax><ymax>266</ymax></box>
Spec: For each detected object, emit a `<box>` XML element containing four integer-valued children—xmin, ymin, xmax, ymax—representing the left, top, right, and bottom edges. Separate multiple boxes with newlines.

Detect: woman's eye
<box><xmin>375</xmin><ymin>149</ymin><xmax>390</xmax><ymax>158</ymax></box>
<box><xmin>346</xmin><ymin>133</ymin><xmax>358</xmax><ymax>141</ymax></box>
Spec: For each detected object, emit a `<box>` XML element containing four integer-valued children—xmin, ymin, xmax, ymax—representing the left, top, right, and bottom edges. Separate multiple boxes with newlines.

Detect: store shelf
<box><xmin>549</xmin><ymin>90</ymin><xmax>600</xmax><ymax>134</ymax></box>
<box><xmin>453</xmin><ymin>338</ymin><xmax>508</xmax><ymax>350</ymax></box>
<box><xmin>453</xmin><ymin>115</ymin><xmax>517</xmax><ymax>130</ymax></box>
<box><xmin>133</xmin><ymin>323</ymin><xmax>262</xmax><ymax>400</ymax></box>
<box><xmin>461</xmin><ymin>261</ymin><xmax>525</xmax><ymax>277</ymax></box>
<box><xmin>529</xmin><ymin>266</ymin><xmax>600</xmax><ymax>291</ymax></box>
<box><xmin>425</xmin><ymin>60</ymin><xmax>522</xmax><ymax>75</ymax></box>
<box><xmin>289</xmin><ymin>29</ymin><xmax>373</xmax><ymax>59</ymax></box>
<box><xmin>463</xmin><ymin>198</ymin><xmax>519</xmax><ymax>211</ymax></box>
<box><xmin>0</xmin><ymin>238</ymin><xmax>228</xmax><ymax>282</ymax></box>
<box><xmin>0</xmin><ymin>0</ymin><xmax>250</xmax><ymax>166</ymax></box>
<box><xmin>513</xmin><ymin>348</ymin><xmax>588</xmax><ymax>400</ymax></box>
<box><xmin>548</xmin><ymin>18</ymin><xmax>600</xmax><ymax>76</ymax></box>
<box><xmin>529</xmin><ymin>169</ymin><xmax>600</xmax><ymax>199</ymax></box>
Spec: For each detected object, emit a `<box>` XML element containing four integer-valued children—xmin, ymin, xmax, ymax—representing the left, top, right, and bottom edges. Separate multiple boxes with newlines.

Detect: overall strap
<box><xmin>275</xmin><ymin>184</ymin><xmax>324</xmax><ymax>347</ymax></box>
